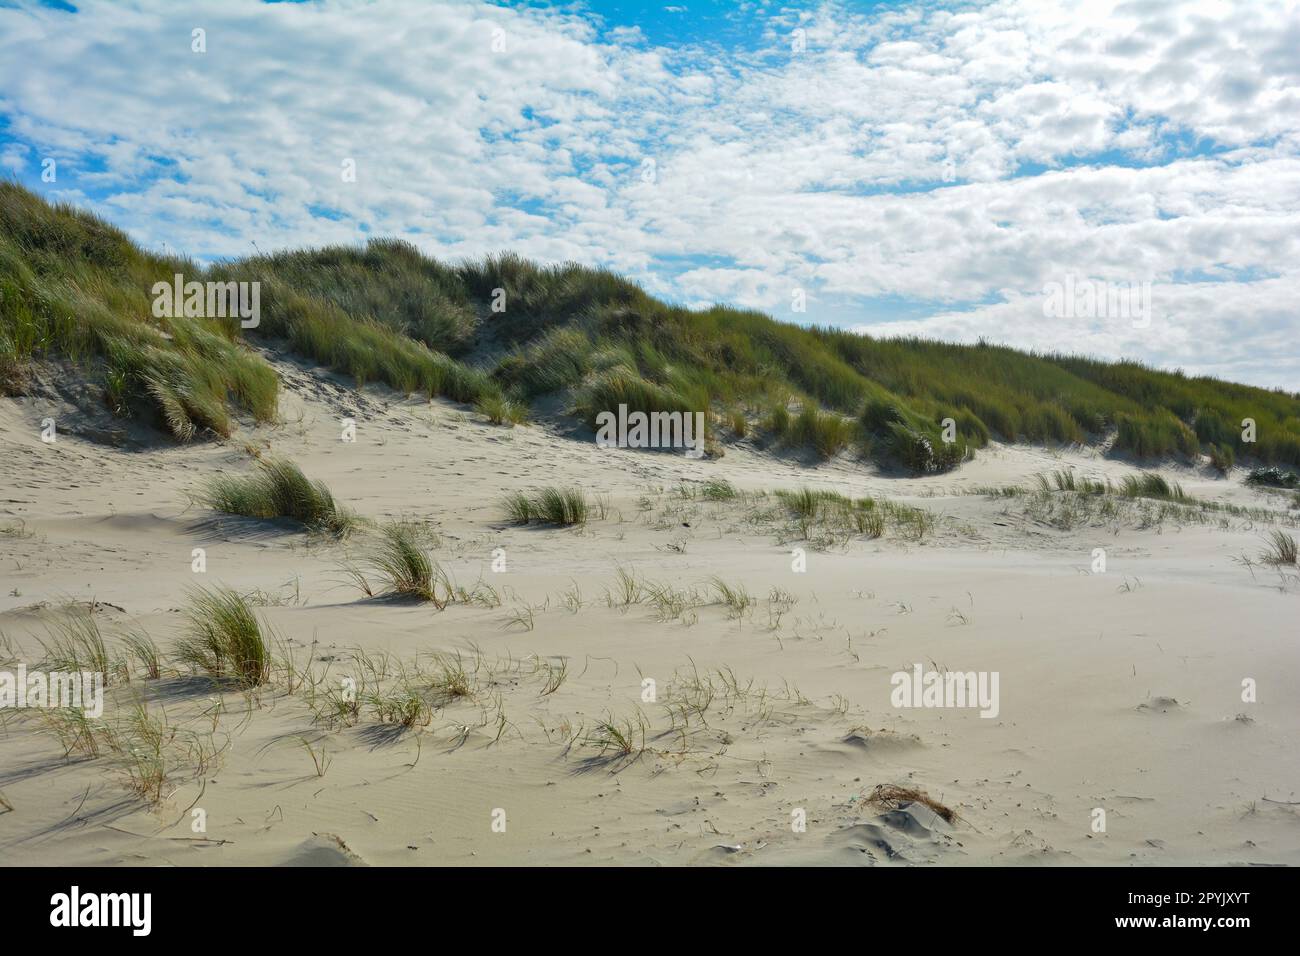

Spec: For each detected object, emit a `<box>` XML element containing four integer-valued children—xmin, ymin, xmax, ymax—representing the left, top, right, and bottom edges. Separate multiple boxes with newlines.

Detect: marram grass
<box><xmin>196</xmin><ymin>457</ymin><xmax>357</xmax><ymax>535</ymax></box>
<box><xmin>503</xmin><ymin>487</ymin><xmax>589</xmax><ymax>526</ymax></box>
<box><xmin>174</xmin><ymin>586</ymin><xmax>270</xmax><ymax>687</ymax></box>
<box><xmin>0</xmin><ymin>182</ymin><xmax>279</xmax><ymax>441</ymax></box>
<box><xmin>349</xmin><ymin>522</ymin><xmax>453</xmax><ymax>606</ymax></box>
<box><xmin>475</xmin><ymin>393</ymin><xmax>528</xmax><ymax>426</ymax></box>
<box><xmin>7</xmin><ymin>182</ymin><xmax>1300</xmax><ymax>470</ymax></box>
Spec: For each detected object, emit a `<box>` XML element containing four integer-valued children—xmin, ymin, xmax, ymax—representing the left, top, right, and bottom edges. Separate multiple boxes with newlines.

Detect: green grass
<box><xmin>1035</xmin><ymin>469</ymin><xmax>1188</xmax><ymax>502</ymax></box>
<box><xmin>859</xmin><ymin>399</ymin><xmax>968</xmax><ymax>473</ymax></box>
<box><xmin>575</xmin><ymin>366</ymin><xmax>704</xmax><ymax>434</ymax></box>
<box><xmin>1208</xmin><ymin>443</ymin><xmax>1235</xmax><ymax>474</ymax></box>
<box><xmin>35</xmin><ymin>609</ymin><xmax>162</xmax><ymax>684</ymax></box>
<box><xmin>780</xmin><ymin>405</ymin><xmax>854</xmax><ymax>459</ymax></box>
<box><xmin>503</xmin><ymin>487</ymin><xmax>589</xmax><ymax>526</ymax></box>
<box><xmin>698</xmin><ymin>478</ymin><xmax>738</xmax><ymax>500</ymax></box>
<box><xmin>1114</xmin><ymin>411</ymin><xmax>1199</xmax><ymax>459</ymax></box>
<box><xmin>1035</xmin><ymin>470</ymin><xmax>1111</xmax><ymax>495</ymax></box>
<box><xmin>493</xmin><ymin>326</ymin><xmax>591</xmax><ymax>398</ymax></box>
<box><xmin>1119</xmin><ymin>473</ymin><xmax>1188</xmax><ymax>502</ymax></box>
<box><xmin>710</xmin><ymin>576</ymin><xmax>755</xmax><ymax>618</ymax></box>
<box><xmin>880</xmin><ymin>500</ymin><xmax>938</xmax><ymax>540</ymax></box>
<box><xmin>119</xmin><ymin>630</ymin><xmax>162</xmax><ymax>680</ymax></box>
<box><xmin>360</xmin><ymin>522</ymin><xmax>450</xmax><ymax>605</ymax></box>
<box><xmin>175</xmin><ymin>586</ymin><xmax>270</xmax><ymax>687</ymax></box>
<box><xmin>8</xmin><ymin>182</ymin><xmax>1300</xmax><ymax>469</ymax></box>
<box><xmin>775</xmin><ymin>487</ymin><xmax>836</xmax><ymax>519</ymax></box>
<box><xmin>103</xmin><ymin>700</ymin><xmax>179</xmax><ymax>803</ymax></box>
<box><xmin>223</xmin><ymin>239</ymin><xmax>477</xmax><ymax>354</ymax></box>
<box><xmin>766</xmin><ymin>402</ymin><xmax>791</xmax><ymax>436</ymax></box>
<box><xmin>459</xmin><ymin>252</ymin><xmax>639</xmax><ymax>342</ymax></box>
<box><xmin>606</xmin><ymin>565</ymin><xmax>645</xmax><ymax>607</ymax></box>
<box><xmin>586</xmin><ymin>712</ymin><xmax>647</xmax><ymax>758</ymax></box>
<box><xmin>369</xmin><ymin>687</ymin><xmax>431</xmax><ymax>728</ymax></box>
<box><xmin>426</xmin><ymin>653</ymin><xmax>475</xmax><ymax>702</ymax></box>
<box><xmin>38</xmin><ymin>609</ymin><xmax>114</xmax><ymax>680</ymax></box>
<box><xmin>42</xmin><ymin>706</ymin><xmax>102</xmax><ymax>759</ymax></box>
<box><xmin>0</xmin><ymin>182</ymin><xmax>279</xmax><ymax>439</ymax></box>
<box><xmin>1247</xmin><ymin>467</ymin><xmax>1299</xmax><ymax>488</ymax></box>
<box><xmin>1261</xmin><ymin>529</ymin><xmax>1298</xmax><ymax>566</ymax></box>
<box><xmin>226</xmin><ymin>263</ymin><xmax>498</xmax><ymax>404</ymax></box>
<box><xmin>771</xmin><ymin>487</ymin><xmax>885</xmax><ymax>539</ymax></box>
<box><xmin>43</xmin><ymin>696</ymin><xmax>218</xmax><ymax>804</ymax></box>
<box><xmin>0</xmin><ymin>182</ymin><xmax>497</xmax><ymax>441</ymax></box>
<box><xmin>196</xmin><ymin>457</ymin><xmax>357</xmax><ymax>535</ymax></box>
<box><xmin>475</xmin><ymin>393</ymin><xmax>527</xmax><ymax>426</ymax></box>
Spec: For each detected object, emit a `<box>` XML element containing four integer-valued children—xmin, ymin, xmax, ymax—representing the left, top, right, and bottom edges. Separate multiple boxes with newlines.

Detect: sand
<box><xmin>1</xmin><ymin>355</ymin><xmax>1298</xmax><ymax>866</ymax></box>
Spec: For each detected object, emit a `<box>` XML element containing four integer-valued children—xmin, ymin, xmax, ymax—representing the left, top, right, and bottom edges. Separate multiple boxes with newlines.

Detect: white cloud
<box><xmin>0</xmin><ymin>141</ymin><xmax>29</xmax><ymax>173</ymax></box>
<box><xmin>0</xmin><ymin>0</ymin><xmax>1296</xmax><ymax>387</ymax></box>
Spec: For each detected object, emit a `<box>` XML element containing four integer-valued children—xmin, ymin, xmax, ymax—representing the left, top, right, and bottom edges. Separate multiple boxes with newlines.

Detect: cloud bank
<box><xmin>1</xmin><ymin>0</ymin><xmax>1297</xmax><ymax>387</ymax></box>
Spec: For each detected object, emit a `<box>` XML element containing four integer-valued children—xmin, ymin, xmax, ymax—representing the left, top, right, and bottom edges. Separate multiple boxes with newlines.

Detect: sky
<box><xmin>1</xmin><ymin>0</ymin><xmax>1298</xmax><ymax>389</ymax></box>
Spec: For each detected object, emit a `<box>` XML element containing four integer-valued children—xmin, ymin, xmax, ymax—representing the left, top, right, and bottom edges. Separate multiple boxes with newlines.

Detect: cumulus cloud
<box><xmin>0</xmin><ymin>0</ymin><xmax>1296</xmax><ymax>387</ymax></box>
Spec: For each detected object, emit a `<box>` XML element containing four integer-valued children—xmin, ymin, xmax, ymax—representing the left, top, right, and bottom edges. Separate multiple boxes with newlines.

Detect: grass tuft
<box><xmin>38</xmin><ymin>609</ymin><xmax>113</xmax><ymax>680</ymax></box>
<box><xmin>1247</xmin><ymin>467</ymin><xmax>1300</xmax><ymax>488</ymax></box>
<box><xmin>196</xmin><ymin>457</ymin><xmax>357</xmax><ymax>535</ymax></box>
<box><xmin>174</xmin><ymin>586</ymin><xmax>271</xmax><ymax>687</ymax></box>
<box><xmin>710</xmin><ymin>576</ymin><xmax>755</xmax><ymax>618</ymax></box>
<box><xmin>475</xmin><ymin>393</ymin><xmax>528</xmax><ymax>426</ymax></box>
<box><xmin>1261</xmin><ymin>529</ymin><xmax>1298</xmax><ymax>566</ymax></box>
<box><xmin>1119</xmin><ymin>472</ymin><xmax>1187</xmax><ymax>502</ymax></box>
<box><xmin>369</xmin><ymin>522</ymin><xmax>441</xmax><ymax>603</ymax></box>
<box><xmin>502</xmin><ymin>487</ymin><xmax>589</xmax><ymax>526</ymax></box>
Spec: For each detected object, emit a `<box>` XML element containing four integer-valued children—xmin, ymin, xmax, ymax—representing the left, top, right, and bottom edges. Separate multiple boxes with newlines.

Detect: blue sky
<box><xmin>2</xmin><ymin>0</ymin><xmax>1298</xmax><ymax>388</ymax></box>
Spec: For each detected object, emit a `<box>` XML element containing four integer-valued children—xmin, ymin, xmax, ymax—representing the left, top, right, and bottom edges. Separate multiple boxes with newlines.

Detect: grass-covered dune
<box><xmin>3</xmin><ymin>181</ymin><xmax>1299</xmax><ymax>470</ymax></box>
<box><xmin>0</xmin><ymin>183</ymin><xmax>280</xmax><ymax>440</ymax></box>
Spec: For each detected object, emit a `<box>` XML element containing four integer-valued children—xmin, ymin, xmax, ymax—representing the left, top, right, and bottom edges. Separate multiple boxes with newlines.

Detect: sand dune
<box><xmin>2</xmin><ymin>357</ymin><xmax>1298</xmax><ymax>866</ymax></box>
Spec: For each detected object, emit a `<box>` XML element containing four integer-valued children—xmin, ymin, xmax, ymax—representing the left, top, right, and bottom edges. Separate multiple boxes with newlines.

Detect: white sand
<box><xmin>2</xmin><ymin>357</ymin><xmax>1298</xmax><ymax>866</ymax></box>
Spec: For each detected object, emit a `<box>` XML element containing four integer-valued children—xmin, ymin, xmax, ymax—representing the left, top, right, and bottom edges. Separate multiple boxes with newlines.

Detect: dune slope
<box><xmin>1</xmin><ymin>355</ymin><xmax>1297</xmax><ymax>866</ymax></box>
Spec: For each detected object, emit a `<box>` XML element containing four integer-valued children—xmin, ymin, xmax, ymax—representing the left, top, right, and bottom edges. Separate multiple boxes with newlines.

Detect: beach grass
<box><xmin>7</xmin><ymin>181</ymin><xmax>1300</xmax><ymax>469</ymax></box>
<box><xmin>503</xmin><ymin>487</ymin><xmax>589</xmax><ymax>526</ymax></box>
<box><xmin>196</xmin><ymin>457</ymin><xmax>357</xmax><ymax>535</ymax></box>
<box><xmin>174</xmin><ymin>586</ymin><xmax>271</xmax><ymax>687</ymax></box>
<box><xmin>1261</xmin><ymin>529</ymin><xmax>1298</xmax><ymax>566</ymax></box>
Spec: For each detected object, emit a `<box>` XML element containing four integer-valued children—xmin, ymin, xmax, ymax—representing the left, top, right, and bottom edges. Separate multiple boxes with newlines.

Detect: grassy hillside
<box><xmin>3</xmin><ymin>182</ymin><xmax>1298</xmax><ymax>470</ymax></box>
<box><xmin>0</xmin><ymin>183</ymin><xmax>279</xmax><ymax>440</ymax></box>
